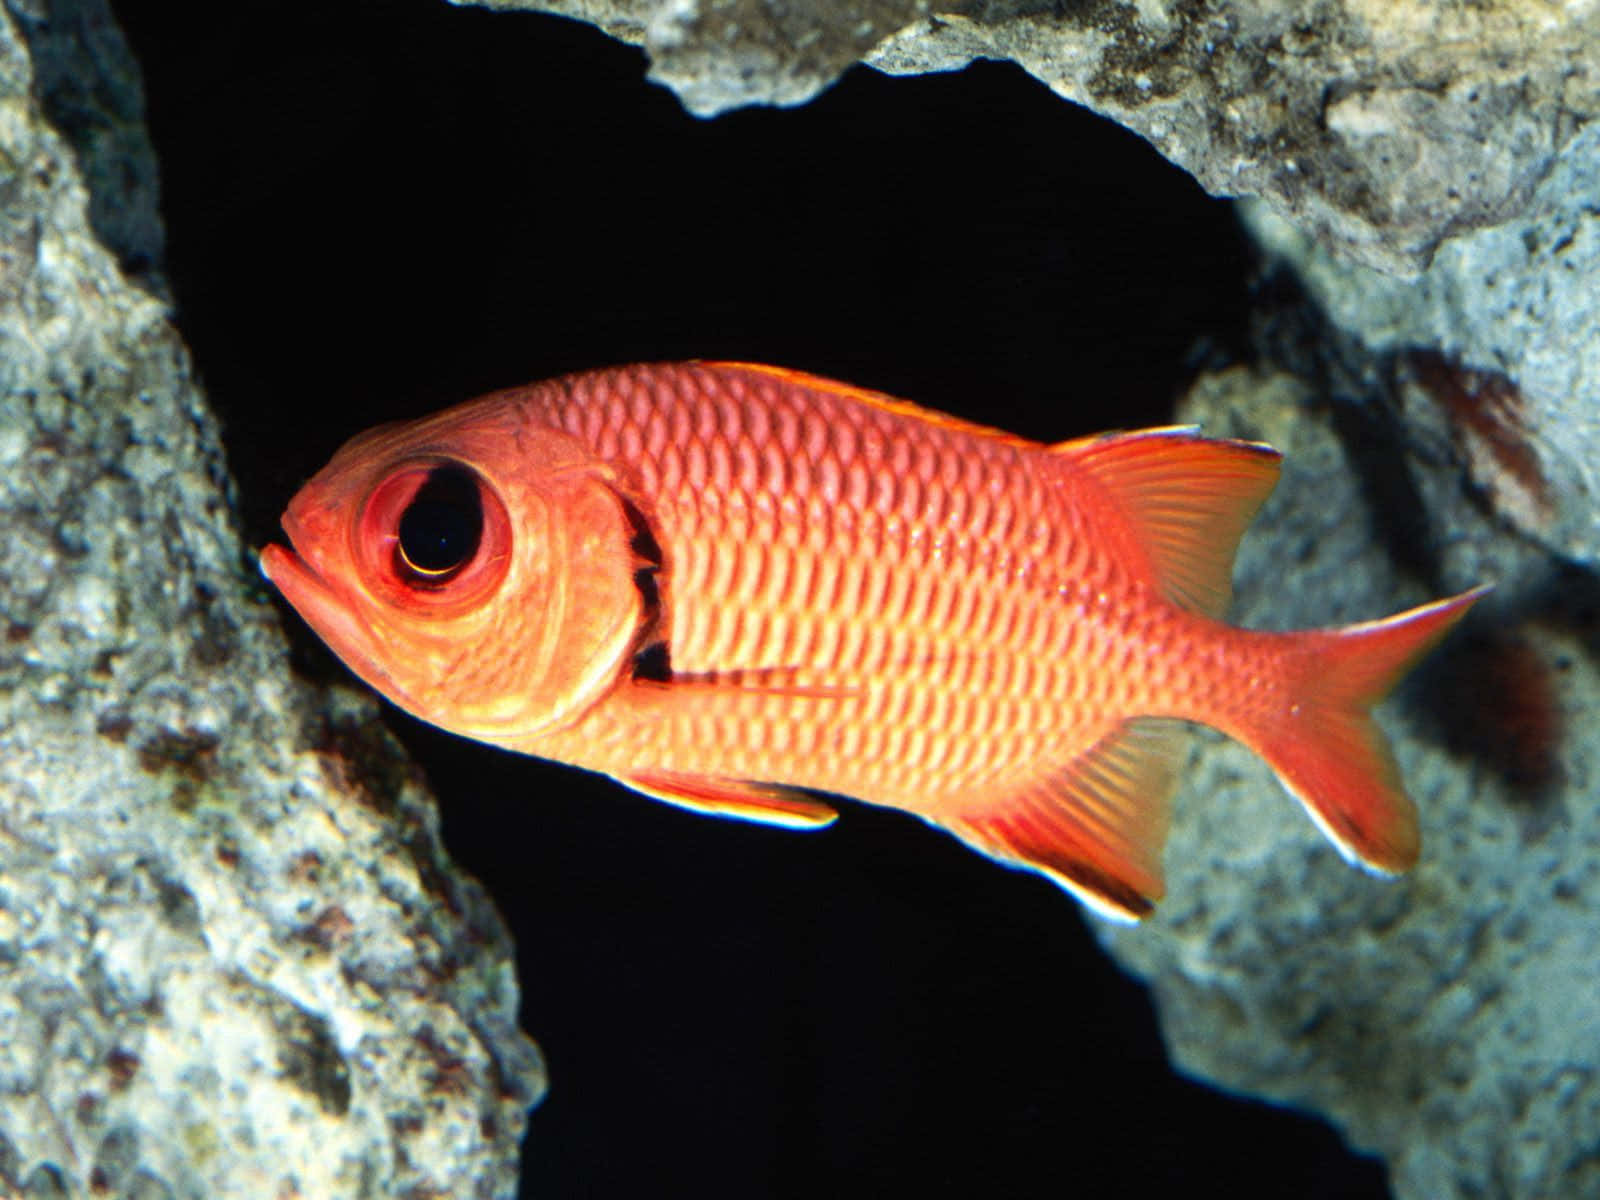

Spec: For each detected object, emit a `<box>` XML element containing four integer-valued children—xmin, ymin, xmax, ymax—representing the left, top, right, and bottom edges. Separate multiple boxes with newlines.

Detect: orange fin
<box><xmin>948</xmin><ymin>718</ymin><xmax>1190</xmax><ymax>922</ymax></box>
<box><xmin>1056</xmin><ymin>427</ymin><xmax>1282</xmax><ymax>617</ymax></box>
<box><xmin>1244</xmin><ymin>586</ymin><xmax>1489</xmax><ymax>873</ymax></box>
<box><xmin>617</xmin><ymin>770</ymin><xmax>840</xmax><ymax>830</ymax></box>
<box><xmin>701</xmin><ymin>362</ymin><xmax>1039</xmax><ymax>449</ymax></box>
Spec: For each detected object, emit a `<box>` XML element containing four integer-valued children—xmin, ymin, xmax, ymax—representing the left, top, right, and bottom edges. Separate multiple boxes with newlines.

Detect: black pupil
<box><xmin>397</xmin><ymin>466</ymin><xmax>482</xmax><ymax>579</ymax></box>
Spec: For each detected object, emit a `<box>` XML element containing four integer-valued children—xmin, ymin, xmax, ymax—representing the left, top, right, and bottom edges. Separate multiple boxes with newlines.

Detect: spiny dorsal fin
<box><xmin>702</xmin><ymin>362</ymin><xmax>1040</xmax><ymax>449</ymax></box>
<box><xmin>1054</xmin><ymin>428</ymin><xmax>1282</xmax><ymax>617</ymax></box>
<box><xmin>618</xmin><ymin>769</ymin><xmax>839</xmax><ymax>829</ymax></box>
<box><xmin>946</xmin><ymin>718</ymin><xmax>1190</xmax><ymax>921</ymax></box>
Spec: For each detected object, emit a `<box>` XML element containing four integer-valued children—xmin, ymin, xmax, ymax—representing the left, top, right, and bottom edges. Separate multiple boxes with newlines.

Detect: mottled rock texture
<box><xmin>1243</xmin><ymin>121</ymin><xmax>1600</xmax><ymax>568</ymax></box>
<box><xmin>1097</xmin><ymin>367</ymin><xmax>1600</xmax><ymax>1200</ymax></box>
<box><xmin>0</xmin><ymin>2</ymin><xmax>543</xmax><ymax>1196</ymax></box>
<box><xmin>461</xmin><ymin>0</ymin><xmax>1599</xmax><ymax>272</ymax></box>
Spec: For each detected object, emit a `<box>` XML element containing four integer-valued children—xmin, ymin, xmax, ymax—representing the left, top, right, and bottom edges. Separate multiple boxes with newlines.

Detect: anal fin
<box><xmin>618</xmin><ymin>770</ymin><xmax>839</xmax><ymax>830</ymax></box>
<box><xmin>948</xmin><ymin>718</ymin><xmax>1190</xmax><ymax>921</ymax></box>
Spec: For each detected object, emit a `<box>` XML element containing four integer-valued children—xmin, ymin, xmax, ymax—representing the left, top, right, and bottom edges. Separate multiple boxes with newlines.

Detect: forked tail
<box><xmin>1241</xmin><ymin>585</ymin><xmax>1489</xmax><ymax>873</ymax></box>
<box><xmin>939</xmin><ymin>422</ymin><xmax>1486</xmax><ymax>920</ymax></box>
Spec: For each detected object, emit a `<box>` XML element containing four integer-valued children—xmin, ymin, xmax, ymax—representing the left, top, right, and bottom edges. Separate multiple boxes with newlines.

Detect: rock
<box><xmin>456</xmin><ymin>0</ymin><xmax>1600</xmax><ymax>273</ymax></box>
<box><xmin>1094</xmin><ymin>366</ymin><xmax>1600</xmax><ymax>1200</ymax></box>
<box><xmin>1240</xmin><ymin>120</ymin><xmax>1600</xmax><ymax>567</ymax></box>
<box><xmin>5</xmin><ymin>0</ymin><xmax>163</xmax><ymax>285</ymax></box>
<box><xmin>0</xmin><ymin>2</ymin><xmax>543</xmax><ymax>1197</ymax></box>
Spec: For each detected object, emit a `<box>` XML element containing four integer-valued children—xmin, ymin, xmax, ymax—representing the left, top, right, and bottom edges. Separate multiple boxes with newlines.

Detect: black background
<box><xmin>114</xmin><ymin>1</ymin><xmax>1388</xmax><ymax>1196</ymax></box>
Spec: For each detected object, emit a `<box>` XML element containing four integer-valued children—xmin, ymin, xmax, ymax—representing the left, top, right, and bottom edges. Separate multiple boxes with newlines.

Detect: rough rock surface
<box><xmin>1242</xmin><ymin>120</ymin><xmax>1600</xmax><ymax>568</ymax></box>
<box><xmin>1095</xmin><ymin>367</ymin><xmax>1600</xmax><ymax>1200</ymax></box>
<box><xmin>0</xmin><ymin>3</ymin><xmax>543</xmax><ymax>1197</ymax></box>
<box><xmin>460</xmin><ymin>0</ymin><xmax>1600</xmax><ymax>273</ymax></box>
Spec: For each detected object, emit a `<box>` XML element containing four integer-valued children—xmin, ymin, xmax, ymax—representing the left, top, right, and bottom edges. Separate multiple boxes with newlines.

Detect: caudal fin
<box><xmin>1245</xmin><ymin>586</ymin><xmax>1489</xmax><ymax>873</ymax></box>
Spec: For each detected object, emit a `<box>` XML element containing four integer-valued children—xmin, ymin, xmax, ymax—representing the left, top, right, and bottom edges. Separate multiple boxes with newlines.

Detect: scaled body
<box><xmin>261</xmin><ymin>363</ymin><xmax>1482</xmax><ymax>919</ymax></box>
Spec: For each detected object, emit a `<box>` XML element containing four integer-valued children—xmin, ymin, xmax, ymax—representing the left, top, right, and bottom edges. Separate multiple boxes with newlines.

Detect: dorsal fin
<box><xmin>1055</xmin><ymin>427</ymin><xmax>1282</xmax><ymax>617</ymax></box>
<box><xmin>945</xmin><ymin>718</ymin><xmax>1190</xmax><ymax>921</ymax></box>
<box><xmin>701</xmin><ymin>362</ymin><xmax>1040</xmax><ymax>449</ymax></box>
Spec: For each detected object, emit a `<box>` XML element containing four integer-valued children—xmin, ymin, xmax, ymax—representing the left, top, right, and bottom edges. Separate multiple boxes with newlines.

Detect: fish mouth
<box><xmin>259</xmin><ymin>540</ymin><xmax>403</xmax><ymax>700</ymax></box>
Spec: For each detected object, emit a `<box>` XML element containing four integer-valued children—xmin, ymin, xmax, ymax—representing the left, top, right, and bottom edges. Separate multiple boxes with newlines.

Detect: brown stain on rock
<box><xmin>1427</xmin><ymin>630</ymin><xmax>1564</xmax><ymax>796</ymax></box>
<box><xmin>1405</xmin><ymin>349</ymin><xmax>1552</xmax><ymax>532</ymax></box>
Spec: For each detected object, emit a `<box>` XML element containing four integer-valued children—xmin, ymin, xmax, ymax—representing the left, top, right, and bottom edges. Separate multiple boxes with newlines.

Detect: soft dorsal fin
<box><xmin>617</xmin><ymin>769</ymin><xmax>839</xmax><ymax>830</ymax></box>
<box><xmin>1055</xmin><ymin>427</ymin><xmax>1282</xmax><ymax>617</ymax></box>
<box><xmin>945</xmin><ymin>718</ymin><xmax>1190</xmax><ymax>921</ymax></box>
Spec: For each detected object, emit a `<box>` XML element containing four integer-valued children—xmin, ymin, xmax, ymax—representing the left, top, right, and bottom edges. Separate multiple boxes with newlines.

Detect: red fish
<box><xmin>260</xmin><ymin>362</ymin><xmax>1484</xmax><ymax>920</ymax></box>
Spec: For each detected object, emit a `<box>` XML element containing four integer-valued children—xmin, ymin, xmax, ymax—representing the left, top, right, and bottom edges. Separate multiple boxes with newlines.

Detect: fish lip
<box><xmin>258</xmin><ymin>540</ymin><xmax>403</xmax><ymax>700</ymax></box>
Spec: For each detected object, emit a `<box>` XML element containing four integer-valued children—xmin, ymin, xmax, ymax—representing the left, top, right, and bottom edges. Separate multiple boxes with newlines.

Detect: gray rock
<box><xmin>456</xmin><ymin>0</ymin><xmax>1600</xmax><ymax>272</ymax></box>
<box><xmin>1241</xmin><ymin>121</ymin><xmax>1600</xmax><ymax>568</ymax></box>
<box><xmin>4</xmin><ymin>0</ymin><xmax>163</xmax><ymax>285</ymax></box>
<box><xmin>1095</xmin><ymin>367</ymin><xmax>1600</xmax><ymax>1200</ymax></box>
<box><xmin>0</xmin><ymin>3</ymin><xmax>544</xmax><ymax>1197</ymax></box>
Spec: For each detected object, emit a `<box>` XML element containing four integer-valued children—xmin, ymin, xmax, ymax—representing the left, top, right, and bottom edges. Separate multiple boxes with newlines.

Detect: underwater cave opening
<box><xmin>113</xmin><ymin>0</ymin><xmax>1387</xmax><ymax>1196</ymax></box>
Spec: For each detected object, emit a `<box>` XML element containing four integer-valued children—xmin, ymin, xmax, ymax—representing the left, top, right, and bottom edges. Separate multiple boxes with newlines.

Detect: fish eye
<box><xmin>395</xmin><ymin>465</ymin><xmax>482</xmax><ymax>584</ymax></box>
<box><xmin>357</xmin><ymin>458</ymin><xmax>513</xmax><ymax>610</ymax></box>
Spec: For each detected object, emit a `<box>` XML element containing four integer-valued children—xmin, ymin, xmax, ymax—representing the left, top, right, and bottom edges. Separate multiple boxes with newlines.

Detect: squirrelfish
<box><xmin>260</xmin><ymin>362</ymin><xmax>1483</xmax><ymax>920</ymax></box>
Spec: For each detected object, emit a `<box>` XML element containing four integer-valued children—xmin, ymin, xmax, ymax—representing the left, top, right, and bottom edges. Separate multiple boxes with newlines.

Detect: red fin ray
<box><xmin>946</xmin><ymin>588</ymin><xmax>1484</xmax><ymax>916</ymax></box>
<box><xmin>702</xmin><ymin>362</ymin><xmax>1039</xmax><ymax>448</ymax></box>
<box><xmin>948</xmin><ymin>718</ymin><xmax>1190</xmax><ymax>921</ymax></box>
<box><xmin>1057</xmin><ymin>428</ymin><xmax>1283</xmax><ymax>617</ymax></box>
<box><xmin>1242</xmin><ymin>586</ymin><xmax>1490</xmax><ymax>872</ymax></box>
<box><xmin>618</xmin><ymin>770</ymin><xmax>839</xmax><ymax>829</ymax></box>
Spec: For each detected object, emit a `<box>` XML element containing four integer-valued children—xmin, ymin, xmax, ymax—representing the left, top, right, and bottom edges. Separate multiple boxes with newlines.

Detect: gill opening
<box><xmin>617</xmin><ymin>494</ymin><xmax>671</xmax><ymax>683</ymax></box>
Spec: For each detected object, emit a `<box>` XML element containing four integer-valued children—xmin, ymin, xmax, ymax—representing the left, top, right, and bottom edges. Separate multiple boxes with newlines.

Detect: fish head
<box><xmin>260</xmin><ymin>393</ymin><xmax>647</xmax><ymax>743</ymax></box>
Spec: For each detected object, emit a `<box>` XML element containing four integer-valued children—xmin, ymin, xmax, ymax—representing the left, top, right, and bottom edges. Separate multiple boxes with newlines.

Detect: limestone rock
<box><xmin>1241</xmin><ymin>120</ymin><xmax>1600</xmax><ymax>568</ymax></box>
<box><xmin>456</xmin><ymin>0</ymin><xmax>1600</xmax><ymax>272</ymax></box>
<box><xmin>1096</xmin><ymin>367</ymin><xmax>1600</xmax><ymax>1200</ymax></box>
<box><xmin>0</xmin><ymin>2</ymin><xmax>544</xmax><ymax>1196</ymax></box>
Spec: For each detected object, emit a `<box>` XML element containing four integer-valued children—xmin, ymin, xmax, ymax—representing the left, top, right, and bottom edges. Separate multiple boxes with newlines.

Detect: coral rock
<box><xmin>0</xmin><ymin>2</ymin><xmax>544</xmax><ymax>1196</ymax></box>
<box><xmin>460</xmin><ymin>0</ymin><xmax>1600</xmax><ymax>272</ymax></box>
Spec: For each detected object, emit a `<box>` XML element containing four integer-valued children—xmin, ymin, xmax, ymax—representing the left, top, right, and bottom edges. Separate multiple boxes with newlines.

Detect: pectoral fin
<box><xmin>617</xmin><ymin>770</ymin><xmax>839</xmax><ymax>830</ymax></box>
<box><xmin>634</xmin><ymin>670</ymin><xmax>863</xmax><ymax>702</ymax></box>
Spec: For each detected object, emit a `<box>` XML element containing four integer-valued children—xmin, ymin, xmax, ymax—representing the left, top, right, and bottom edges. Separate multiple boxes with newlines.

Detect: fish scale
<box><xmin>527</xmin><ymin>365</ymin><xmax>1188</xmax><ymax>811</ymax></box>
<box><xmin>262</xmin><ymin>360</ymin><xmax>1485</xmax><ymax>918</ymax></box>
